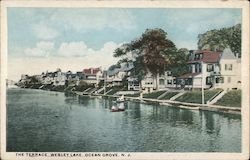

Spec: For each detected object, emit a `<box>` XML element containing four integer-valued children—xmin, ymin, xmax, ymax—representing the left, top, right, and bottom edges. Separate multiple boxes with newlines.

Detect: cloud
<box><xmin>58</xmin><ymin>41</ymin><xmax>91</xmax><ymax>57</ymax></box>
<box><xmin>49</xmin><ymin>9</ymin><xmax>137</xmax><ymax>32</ymax></box>
<box><xmin>57</xmin><ymin>41</ymin><xmax>120</xmax><ymax>68</ymax></box>
<box><xmin>32</xmin><ymin>22</ymin><xmax>59</xmax><ymax>40</ymax></box>
<box><xmin>24</xmin><ymin>41</ymin><xmax>54</xmax><ymax>57</ymax></box>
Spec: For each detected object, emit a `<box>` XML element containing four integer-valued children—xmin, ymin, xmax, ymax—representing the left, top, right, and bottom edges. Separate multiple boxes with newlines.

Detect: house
<box><xmin>140</xmin><ymin>71</ymin><xmax>176</xmax><ymax>93</ymax></box>
<box><xmin>213</xmin><ymin>48</ymin><xmax>241</xmax><ymax>90</ymax></box>
<box><xmin>179</xmin><ymin>48</ymin><xmax>241</xmax><ymax>90</ymax></box>
<box><xmin>179</xmin><ymin>50</ymin><xmax>221</xmax><ymax>89</ymax></box>
<box><xmin>127</xmin><ymin>77</ymin><xmax>140</xmax><ymax>91</ymax></box>
<box><xmin>43</xmin><ymin>71</ymin><xmax>55</xmax><ymax>84</ymax></box>
<box><xmin>106</xmin><ymin>68</ymin><xmax>129</xmax><ymax>87</ymax></box>
<box><xmin>82</xmin><ymin>67</ymin><xmax>103</xmax><ymax>85</ymax></box>
<box><xmin>53</xmin><ymin>69</ymin><xmax>67</xmax><ymax>86</ymax></box>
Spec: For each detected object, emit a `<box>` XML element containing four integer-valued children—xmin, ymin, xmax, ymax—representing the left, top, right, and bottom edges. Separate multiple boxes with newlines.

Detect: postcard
<box><xmin>1</xmin><ymin>0</ymin><xmax>249</xmax><ymax>160</ymax></box>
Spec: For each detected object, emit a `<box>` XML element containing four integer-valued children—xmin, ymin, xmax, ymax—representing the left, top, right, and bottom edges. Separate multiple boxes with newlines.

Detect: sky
<box><xmin>7</xmin><ymin>8</ymin><xmax>241</xmax><ymax>81</ymax></box>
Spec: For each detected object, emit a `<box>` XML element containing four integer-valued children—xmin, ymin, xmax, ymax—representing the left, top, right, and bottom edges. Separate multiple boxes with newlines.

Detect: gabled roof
<box><xmin>220</xmin><ymin>48</ymin><xmax>236</xmax><ymax>60</ymax></box>
<box><xmin>188</xmin><ymin>50</ymin><xmax>221</xmax><ymax>64</ymax></box>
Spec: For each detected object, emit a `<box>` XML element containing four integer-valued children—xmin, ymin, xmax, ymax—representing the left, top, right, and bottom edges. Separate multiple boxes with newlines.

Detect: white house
<box><xmin>179</xmin><ymin>48</ymin><xmax>241</xmax><ymax>90</ymax></box>
<box><xmin>179</xmin><ymin>50</ymin><xmax>222</xmax><ymax>89</ymax></box>
<box><xmin>213</xmin><ymin>48</ymin><xmax>241</xmax><ymax>90</ymax></box>
<box><xmin>127</xmin><ymin>77</ymin><xmax>140</xmax><ymax>90</ymax></box>
<box><xmin>141</xmin><ymin>71</ymin><xmax>176</xmax><ymax>93</ymax></box>
<box><xmin>53</xmin><ymin>69</ymin><xmax>67</xmax><ymax>86</ymax></box>
<box><xmin>107</xmin><ymin>69</ymin><xmax>126</xmax><ymax>86</ymax></box>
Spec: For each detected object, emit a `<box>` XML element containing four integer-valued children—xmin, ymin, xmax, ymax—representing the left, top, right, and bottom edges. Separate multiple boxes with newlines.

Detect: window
<box><xmin>194</xmin><ymin>53</ymin><xmax>203</xmax><ymax>60</ymax></box>
<box><xmin>173</xmin><ymin>79</ymin><xmax>176</xmax><ymax>84</ymax></box>
<box><xmin>207</xmin><ymin>64</ymin><xmax>214</xmax><ymax>72</ymax></box>
<box><xmin>185</xmin><ymin>78</ymin><xmax>193</xmax><ymax>85</ymax></box>
<box><xmin>225</xmin><ymin>64</ymin><xmax>233</xmax><ymax>71</ymax></box>
<box><xmin>215</xmin><ymin>77</ymin><xmax>224</xmax><ymax>83</ymax></box>
<box><xmin>195</xmin><ymin>63</ymin><xmax>202</xmax><ymax>73</ymax></box>
<box><xmin>167</xmin><ymin>80</ymin><xmax>172</xmax><ymax>85</ymax></box>
<box><xmin>167</xmin><ymin>71</ymin><xmax>172</xmax><ymax>76</ymax></box>
<box><xmin>227</xmin><ymin>77</ymin><xmax>231</xmax><ymax>83</ymax></box>
<box><xmin>206</xmin><ymin>77</ymin><xmax>213</xmax><ymax>85</ymax></box>
<box><xmin>159</xmin><ymin>79</ymin><xmax>164</xmax><ymax>85</ymax></box>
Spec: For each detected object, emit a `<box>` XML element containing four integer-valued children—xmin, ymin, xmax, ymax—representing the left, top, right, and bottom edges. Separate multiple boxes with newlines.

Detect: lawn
<box><xmin>215</xmin><ymin>90</ymin><xmax>241</xmax><ymax>107</ymax></box>
<box><xmin>176</xmin><ymin>89</ymin><xmax>222</xmax><ymax>104</ymax></box>
<box><xmin>159</xmin><ymin>92</ymin><xmax>179</xmax><ymax>100</ymax></box>
<box><xmin>143</xmin><ymin>90</ymin><xmax>166</xmax><ymax>99</ymax></box>
<box><xmin>125</xmin><ymin>93</ymin><xmax>140</xmax><ymax>97</ymax></box>
<box><xmin>106</xmin><ymin>87</ymin><xmax>123</xmax><ymax>95</ymax></box>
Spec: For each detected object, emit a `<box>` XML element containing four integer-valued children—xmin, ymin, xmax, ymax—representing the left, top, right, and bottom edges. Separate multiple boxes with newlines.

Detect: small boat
<box><xmin>110</xmin><ymin>102</ymin><xmax>125</xmax><ymax>112</ymax></box>
<box><xmin>118</xmin><ymin>102</ymin><xmax>125</xmax><ymax>111</ymax></box>
<box><xmin>110</xmin><ymin>105</ymin><xmax>119</xmax><ymax>112</ymax></box>
<box><xmin>117</xmin><ymin>95</ymin><xmax>125</xmax><ymax>102</ymax></box>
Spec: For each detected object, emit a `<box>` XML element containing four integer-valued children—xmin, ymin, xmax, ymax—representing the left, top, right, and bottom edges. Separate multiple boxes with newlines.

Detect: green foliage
<box><xmin>168</xmin><ymin>48</ymin><xmax>189</xmax><ymax>77</ymax></box>
<box><xmin>176</xmin><ymin>89</ymin><xmax>222</xmax><ymax>104</ymax></box>
<box><xmin>125</xmin><ymin>93</ymin><xmax>140</xmax><ymax>97</ymax></box>
<box><xmin>75</xmin><ymin>81</ymin><xmax>93</xmax><ymax>92</ymax></box>
<box><xmin>108</xmin><ymin>63</ymin><xmax>121</xmax><ymax>71</ymax></box>
<box><xmin>30</xmin><ymin>76</ymin><xmax>39</xmax><ymax>84</ymax></box>
<box><xmin>113</xmin><ymin>28</ymin><xmax>185</xmax><ymax>84</ymax></box>
<box><xmin>198</xmin><ymin>24</ymin><xmax>241</xmax><ymax>57</ymax></box>
<box><xmin>215</xmin><ymin>90</ymin><xmax>241</xmax><ymax>107</ymax></box>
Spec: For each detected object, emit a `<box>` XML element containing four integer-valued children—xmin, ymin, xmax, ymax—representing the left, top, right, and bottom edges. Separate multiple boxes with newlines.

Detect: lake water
<box><xmin>7</xmin><ymin>88</ymin><xmax>241</xmax><ymax>152</ymax></box>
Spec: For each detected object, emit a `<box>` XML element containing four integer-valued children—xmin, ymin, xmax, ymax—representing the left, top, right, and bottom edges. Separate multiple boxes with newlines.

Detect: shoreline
<box><xmin>73</xmin><ymin>90</ymin><xmax>241</xmax><ymax>115</ymax></box>
<box><xmin>8</xmin><ymin>87</ymin><xmax>241</xmax><ymax>115</ymax></box>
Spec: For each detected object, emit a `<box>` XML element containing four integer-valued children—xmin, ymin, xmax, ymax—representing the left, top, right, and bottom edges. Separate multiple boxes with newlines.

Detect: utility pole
<box><xmin>104</xmin><ymin>71</ymin><xmax>106</xmax><ymax>94</ymax></box>
<box><xmin>201</xmin><ymin>61</ymin><xmax>205</xmax><ymax>105</ymax></box>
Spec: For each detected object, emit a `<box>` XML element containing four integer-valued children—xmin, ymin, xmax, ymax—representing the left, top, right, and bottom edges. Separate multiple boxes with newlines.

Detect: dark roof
<box><xmin>179</xmin><ymin>72</ymin><xmax>200</xmax><ymax>78</ymax></box>
<box><xmin>188</xmin><ymin>50</ymin><xmax>221</xmax><ymax>64</ymax></box>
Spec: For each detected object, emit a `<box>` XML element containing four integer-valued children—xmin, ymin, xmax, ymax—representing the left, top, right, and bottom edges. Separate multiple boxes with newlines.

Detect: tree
<box><xmin>113</xmin><ymin>28</ymin><xmax>180</xmax><ymax>90</ymax></box>
<box><xmin>198</xmin><ymin>24</ymin><xmax>241</xmax><ymax>57</ymax></box>
<box><xmin>169</xmin><ymin>48</ymin><xmax>189</xmax><ymax>77</ymax></box>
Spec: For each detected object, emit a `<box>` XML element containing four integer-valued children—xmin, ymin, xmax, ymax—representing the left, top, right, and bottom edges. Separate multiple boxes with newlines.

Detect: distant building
<box><xmin>105</xmin><ymin>66</ymin><xmax>132</xmax><ymax>87</ymax></box>
<box><xmin>82</xmin><ymin>67</ymin><xmax>102</xmax><ymax>85</ymax></box>
<box><xmin>53</xmin><ymin>69</ymin><xmax>66</xmax><ymax>86</ymax></box>
<box><xmin>127</xmin><ymin>77</ymin><xmax>140</xmax><ymax>91</ymax></box>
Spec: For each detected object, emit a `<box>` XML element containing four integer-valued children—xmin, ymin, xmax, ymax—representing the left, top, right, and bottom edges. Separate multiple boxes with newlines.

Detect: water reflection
<box><xmin>7</xmin><ymin>89</ymin><xmax>241</xmax><ymax>152</ymax></box>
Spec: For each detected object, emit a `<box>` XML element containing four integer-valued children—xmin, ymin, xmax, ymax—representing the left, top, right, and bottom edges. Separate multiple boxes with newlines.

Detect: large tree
<box><xmin>113</xmin><ymin>28</ymin><xmax>183</xmax><ymax>90</ymax></box>
<box><xmin>197</xmin><ymin>24</ymin><xmax>241</xmax><ymax>57</ymax></box>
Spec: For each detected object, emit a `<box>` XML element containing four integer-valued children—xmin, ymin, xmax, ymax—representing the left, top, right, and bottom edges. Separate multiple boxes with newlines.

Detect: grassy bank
<box><xmin>159</xmin><ymin>92</ymin><xmax>179</xmax><ymax>100</ymax></box>
<box><xmin>215</xmin><ymin>90</ymin><xmax>241</xmax><ymax>107</ymax></box>
<box><xmin>143</xmin><ymin>90</ymin><xmax>166</xmax><ymax>99</ymax></box>
<box><xmin>176</xmin><ymin>89</ymin><xmax>222</xmax><ymax>104</ymax></box>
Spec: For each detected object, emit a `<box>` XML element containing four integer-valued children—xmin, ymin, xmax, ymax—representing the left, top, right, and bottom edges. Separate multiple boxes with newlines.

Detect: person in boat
<box><xmin>117</xmin><ymin>94</ymin><xmax>125</xmax><ymax>102</ymax></box>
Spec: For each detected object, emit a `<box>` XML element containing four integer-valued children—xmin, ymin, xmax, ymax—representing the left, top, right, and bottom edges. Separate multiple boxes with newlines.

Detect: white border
<box><xmin>1</xmin><ymin>1</ymin><xmax>249</xmax><ymax>160</ymax></box>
